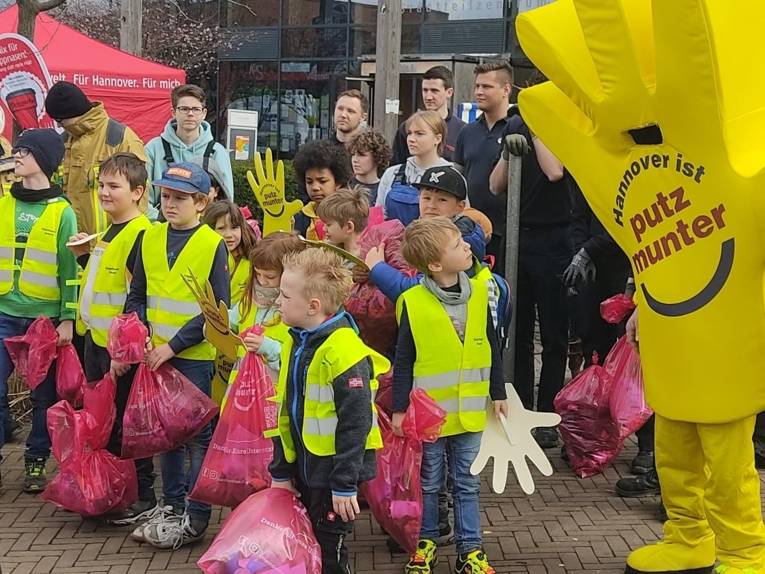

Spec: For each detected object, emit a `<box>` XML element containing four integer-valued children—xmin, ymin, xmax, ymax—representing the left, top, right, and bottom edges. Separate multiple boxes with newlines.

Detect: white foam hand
<box><xmin>470</xmin><ymin>384</ymin><xmax>561</xmax><ymax>495</ymax></box>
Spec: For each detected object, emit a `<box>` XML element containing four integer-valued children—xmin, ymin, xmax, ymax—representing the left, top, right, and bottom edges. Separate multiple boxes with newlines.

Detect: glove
<box><xmin>501</xmin><ymin>133</ymin><xmax>530</xmax><ymax>160</ymax></box>
<box><xmin>470</xmin><ymin>384</ymin><xmax>561</xmax><ymax>495</ymax></box>
<box><xmin>246</xmin><ymin>148</ymin><xmax>304</xmax><ymax>236</ymax></box>
<box><xmin>516</xmin><ymin>0</ymin><xmax>765</xmax><ymax>422</ymax></box>
<box><xmin>562</xmin><ymin>248</ymin><xmax>596</xmax><ymax>287</ymax></box>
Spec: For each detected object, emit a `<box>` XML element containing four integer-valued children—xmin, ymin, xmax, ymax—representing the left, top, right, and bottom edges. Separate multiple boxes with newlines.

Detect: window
<box><xmin>218</xmin><ymin>62</ymin><xmax>279</xmax><ymax>153</ymax></box>
<box><xmin>278</xmin><ymin>62</ymin><xmax>349</xmax><ymax>157</ymax></box>
<box><xmin>283</xmin><ymin>0</ymin><xmax>349</xmax><ymax>25</ymax></box>
<box><xmin>221</xmin><ymin>0</ymin><xmax>279</xmax><ymax>26</ymax></box>
<box><xmin>281</xmin><ymin>27</ymin><xmax>348</xmax><ymax>57</ymax></box>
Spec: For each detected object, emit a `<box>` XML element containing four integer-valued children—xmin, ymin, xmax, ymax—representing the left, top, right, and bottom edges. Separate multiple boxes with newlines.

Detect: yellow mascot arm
<box><xmin>247</xmin><ymin>149</ymin><xmax>304</xmax><ymax>236</ymax></box>
<box><xmin>515</xmin><ymin>0</ymin><xmax>765</xmax><ymax>423</ymax></box>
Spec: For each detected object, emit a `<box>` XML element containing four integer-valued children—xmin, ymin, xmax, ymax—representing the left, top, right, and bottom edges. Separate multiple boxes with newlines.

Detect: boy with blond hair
<box><xmin>394</xmin><ymin>217</ymin><xmax>506</xmax><ymax>574</ymax></box>
<box><xmin>268</xmin><ymin>247</ymin><xmax>389</xmax><ymax>574</ymax></box>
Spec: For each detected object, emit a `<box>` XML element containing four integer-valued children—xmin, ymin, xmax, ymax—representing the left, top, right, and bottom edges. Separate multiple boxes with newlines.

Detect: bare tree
<box><xmin>17</xmin><ymin>0</ymin><xmax>66</xmax><ymax>40</ymax></box>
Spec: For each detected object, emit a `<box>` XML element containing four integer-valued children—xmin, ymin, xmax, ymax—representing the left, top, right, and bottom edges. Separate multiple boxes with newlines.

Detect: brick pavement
<box><xmin>0</xmin><ymin>434</ymin><xmax>684</xmax><ymax>574</ymax></box>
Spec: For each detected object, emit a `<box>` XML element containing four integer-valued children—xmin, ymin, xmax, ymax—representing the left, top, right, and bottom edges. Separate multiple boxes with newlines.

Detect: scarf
<box><xmin>9</xmin><ymin>181</ymin><xmax>64</xmax><ymax>203</ymax></box>
<box><xmin>421</xmin><ymin>272</ymin><xmax>472</xmax><ymax>342</ymax></box>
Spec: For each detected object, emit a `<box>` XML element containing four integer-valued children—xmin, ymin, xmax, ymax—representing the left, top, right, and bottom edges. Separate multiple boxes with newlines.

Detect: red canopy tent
<box><xmin>0</xmin><ymin>5</ymin><xmax>185</xmax><ymax>142</ymax></box>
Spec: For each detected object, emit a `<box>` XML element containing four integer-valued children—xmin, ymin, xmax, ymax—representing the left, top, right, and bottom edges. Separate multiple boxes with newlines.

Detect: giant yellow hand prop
<box><xmin>517</xmin><ymin>1</ymin><xmax>765</xmax><ymax>424</ymax></box>
<box><xmin>247</xmin><ymin>149</ymin><xmax>303</xmax><ymax>236</ymax></box>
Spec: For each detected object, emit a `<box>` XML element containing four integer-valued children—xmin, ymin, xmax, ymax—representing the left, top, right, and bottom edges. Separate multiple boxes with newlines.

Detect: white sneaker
<box><xmin>130</xmin><ymin>505</ymin><xmax>179</xmax><ymax>544</ymax></box>
<box><xmin>142</xmin><ymin>513</ymin><xmax>206</xmax><ymax>550</ymax></box>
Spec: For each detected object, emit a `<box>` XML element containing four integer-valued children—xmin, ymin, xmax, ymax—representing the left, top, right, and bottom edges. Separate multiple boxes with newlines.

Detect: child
<box><xmin>293</xmin><ymin>140</ymin><xmax>352</xmax><ymax>240</ymax></box>
<box><xmin>0</xmin><ymin>128</ymin><xmax>75</xmax><ymax>493</ymax></box>
<box><xmin>375</xmin><ymin>111</ymin><xmax>451</xmax><ymax>224</ymax></box>
<box><xmin>367</xmin><ymin>165</ymin><xmax>487</xmax><ymax>303</ymax></box>
<box><xmin>268</xmin><ymin>247</ymin><xmax>389</xmax><ymax>574</ymax></box>
<box><xmin>393</xmin><ymin>217</ymin><xmax>507</xmax><ymax>574</ymax></box>
<box><xmin>229</xmin><ymin>231</ymin><xmax>305</xmax><ymax>386</ymax></box>
<box><xmin>202</xmin><ymin>200</ymin><xmax>258</xmax><ymax>404</ymax></box>
<box><xmin>124</xmin><ymin>162</ymin><xmax>230</xmax><ymax>549</ymax></box>
<box><xmin>316</xmin><ymin>186</ymin><xmax>412</xmax><ymax>355</ymax></box>
<box><xmin>348</xmin><ymin>129</ymin><xmax>391</xmax><ymax>206</ymax></box>
<box><xmin>67</xmin><ymin>152</ymin><xmax>155</xmax><ymax>521</ymax></box>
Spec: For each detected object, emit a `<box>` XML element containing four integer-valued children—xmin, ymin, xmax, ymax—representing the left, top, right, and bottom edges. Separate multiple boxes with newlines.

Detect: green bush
<box><xmin>231</xmin><ymin>158</ymin><xmax>300</xmax><ymax>223</ymax></box>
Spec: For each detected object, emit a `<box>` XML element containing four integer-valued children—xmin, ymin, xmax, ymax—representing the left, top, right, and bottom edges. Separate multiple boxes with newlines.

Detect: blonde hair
<box><xmin>282</xmin><ymin>247</ymin><xmax>353</xmax><ymax>313</ymax></box>
<box><xmin>405</xmin><ymin>110</ymin><xmax>447</xmax><ymax>156</ymax></box>
<box><xmin>402</xmin><ymin>216</ymin><xmax>460</xmax><ymax>273</ymax></box>
<box><xmin>315</xmin><ymin>186</ymin><xmax>370</xmax><ymax>232</ymax></box>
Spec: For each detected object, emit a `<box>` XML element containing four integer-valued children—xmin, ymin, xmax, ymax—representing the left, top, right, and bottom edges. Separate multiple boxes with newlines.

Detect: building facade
<box><xmin>217</xmin><ymin>0</ymin><xmax>551</xmax><ymax>158</ymax></box>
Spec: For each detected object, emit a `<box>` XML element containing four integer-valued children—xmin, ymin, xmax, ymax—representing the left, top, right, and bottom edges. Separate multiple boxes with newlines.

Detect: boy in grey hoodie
<box><xmin>145</xmin><ymin>84</ymin><xmax>233</xmax><ymax>220</ymax></box>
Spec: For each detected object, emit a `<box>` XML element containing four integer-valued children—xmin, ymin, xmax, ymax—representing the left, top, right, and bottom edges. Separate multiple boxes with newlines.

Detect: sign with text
<box><xmin>0</xmin><ymin>34</ymin><xmax>54</xmax><ymax>130</ymax></box>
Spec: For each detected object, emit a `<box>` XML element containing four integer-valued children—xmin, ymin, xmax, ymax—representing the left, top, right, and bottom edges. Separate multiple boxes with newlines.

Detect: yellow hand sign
<box><xmin>247</xmin><ymin>148</ymin><xmax>304</xmax><ymax>236</ymax></box>
<box><xmin>517</xmin><ymin>1</ymin><xmax>765</xmax><ymax>423</ymax></box>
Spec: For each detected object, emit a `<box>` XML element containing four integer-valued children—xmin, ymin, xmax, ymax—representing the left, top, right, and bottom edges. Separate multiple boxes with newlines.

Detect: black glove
<box><xmin>562</xmin><ymin>248</ymin><xmax>596</xmax><ymax>287</ymax></box>
<box><xmin>501</xmin><ymin>134</ymin><xmax>530</xmax><ymax>160</ymax></box>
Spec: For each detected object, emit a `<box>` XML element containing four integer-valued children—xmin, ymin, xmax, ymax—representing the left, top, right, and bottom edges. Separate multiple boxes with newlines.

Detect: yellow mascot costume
<box><xmin>517</xmin><ymin>1</ymin><xmax>765</xmax><ymax>573</ymax></box>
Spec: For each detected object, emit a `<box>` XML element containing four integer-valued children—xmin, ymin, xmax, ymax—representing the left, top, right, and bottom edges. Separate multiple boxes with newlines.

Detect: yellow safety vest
<box><xmin>143</xmin><ymin>222</ymin><xmax>222</xmax><ymax>361</ymax></box>
<box><xmin>267</xmin><ymin>327</ymin><xmax>388</xmax><ymax>461</ymax></box>
<box><xmin>0</xmin><ymin>195</ymin><xmax>69</xmax><ymax>300</ymax></box>
<box><xmin>228</xmin><ymin>253</ymin><xmax>251</xmax><ymax>307</ymax></box>
<box><xmin>397</xmin><ymin>278</ymin><xmax>491</xmax><ymax>437</ymax></box>
<box><xmin>76</xmin><ymin>215</ymin><xmax>152</xmax><ymax>346</ymax></box>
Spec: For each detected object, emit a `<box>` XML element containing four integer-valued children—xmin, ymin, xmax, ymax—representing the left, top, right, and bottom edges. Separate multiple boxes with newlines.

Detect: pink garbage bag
<box><xmin>107</xmin><ymin>312</ymin><xmax>148</xmax><ymax>363</ymax></box>
<box><xmin>361</xmin><ymin>389</ymin><xmax>446</xmax><ymax>553</ymax></box>
<box><xmin>190</xmin><ymin>337</ymin><xmax>275</xmax><ymax>508</ymax></box>
<box><xmin>121</xmin><ymin>363</ymin><xmax>218</xmax><ymax>459</ymax></box>
<box><xmin>55</xmin><ymin>344</ymin><xmax>85</xmax><ymax>406</ymax></box>
<box><xmin>603</xmin><ymin>336</ymin><xmax>652</xmax><ymax>441</ymax></box>
<box><xmin>4</xmin><ymin>316</ymin><xmax>58</xmax><ymax>389</ymax></box>
<box><xmin>198</xmin><ymin>488</ymin><xmax>322</xmax><ymax>574</ymax></box>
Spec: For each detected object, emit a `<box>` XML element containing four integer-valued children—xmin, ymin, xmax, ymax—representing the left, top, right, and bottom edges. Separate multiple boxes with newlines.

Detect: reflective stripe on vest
<box><xmin>273</xmin><ymin>326</ymin><xmax>389</xmax><ymax>461</ymax></box>
<box><xmin>397</xmin><ymin>278</ymin><xmax>492</xmax><ymax>437</ymax></box>
<box><xmin>143</xmin><ymin>222</ymin><xmax>222</xmax><ymax>361</ymax></box>
<box><xmin>77</xmin><ymin>215</ymin><xmax>152</xmax><ymax>347</ymax></box>
<box><xmin>0</xmin><ymin>195</ymin><xmax>69</xmax><ymax>300</ymax></box>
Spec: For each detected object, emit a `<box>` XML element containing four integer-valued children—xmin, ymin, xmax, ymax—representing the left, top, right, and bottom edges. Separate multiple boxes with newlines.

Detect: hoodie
<box><xmin>269</xmin><ymin>312</ymin><xmax>378</xmax><ymax>495</ymax></box>
<box><xmin>375</xmin><ymin>156</ymin><xmax>453</xmax><ymax>217</ymax></box>
<box><xmin>145</xmin><ymin>120</ymin><xmax>234</xmax><ymax>219</ymax></box>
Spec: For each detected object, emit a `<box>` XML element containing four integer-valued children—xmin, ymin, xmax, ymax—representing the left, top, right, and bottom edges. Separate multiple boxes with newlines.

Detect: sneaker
<box><xmin>630</xmin><ymin>450</ymin><xmax>655</xmax><ymax>475</ymax></box>
<box><xmin>532</xmin><ymin>427</ymin><xmax>558</xmax><ymax>449</ymax></box>
<box><xmin>23</xmin><ymin>458</ymin><xmax>47</xmax><ymax>493</ymax></box>
<box><xmin>130</xmin><ymin>505</ymin><xmax>180</xmax><ymax>543</ymax></box>
<box><xmin>615</xmin><ymin>469</ymin><xmax>661</xmax><ymax>498</ymax></box>
<box><xmin>455</xmin><ymin>549</ymin><xmax>496</xmax><ymax>574</ymax></box>
<box><xmin>142</xmin><ymin>513</ymin><xmax>206</xmax><ymax>550</ymax></box>
<box><xmin>107</xmin><ymin>499</ymin><xmax>161</xmax><ymax>526</ymax></box>
<box><xmin>405</xmin><ymin>539</ymin><xmax>438</xmax><ymax>574</ymax></box>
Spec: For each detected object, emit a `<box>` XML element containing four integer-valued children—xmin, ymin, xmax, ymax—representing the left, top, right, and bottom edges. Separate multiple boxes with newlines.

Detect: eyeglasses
<box><xmin>176</xmin><ymin>106</ymin><xmax>205</xmax><ymax>115</ymax></box>
<box><xmin>11</xmin><ymin>147</ymin><xmax>30</xmax><ymax>157</ymax></box>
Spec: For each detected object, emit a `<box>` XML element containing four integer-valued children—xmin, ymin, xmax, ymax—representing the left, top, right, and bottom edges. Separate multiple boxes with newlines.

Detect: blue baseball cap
<box><xmin>153</xmin><ymin>162</ymin><xmax>212</xmax><ymax>195</ymax></box>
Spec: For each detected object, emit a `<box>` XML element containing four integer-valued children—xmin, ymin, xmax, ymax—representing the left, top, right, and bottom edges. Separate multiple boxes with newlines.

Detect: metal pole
<box><xmin>503</xmin><ymin>153</ymin><xmax>523</xmax><ymax>382</ymax></box>
<box><xmin>373</xmin><ymin>0</ymin><xmax>402</xmax><ymax>143</ymax></box>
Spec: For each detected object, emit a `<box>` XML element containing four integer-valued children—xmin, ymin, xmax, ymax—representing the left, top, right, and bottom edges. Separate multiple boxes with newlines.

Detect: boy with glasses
<box><xmin>145</xmin><ymin>84</ymin><xmax>234</xmax><ymax>220</ymax></box>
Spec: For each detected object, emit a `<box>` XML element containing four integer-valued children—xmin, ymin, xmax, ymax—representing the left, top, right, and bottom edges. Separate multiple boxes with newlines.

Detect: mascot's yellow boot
<box><xmin>715</xmin><ymin>567</ymin><xmax>765</xmax><ymax>574</ymax></box>
<box><xmin>626</xmin><ymin>540</ymin><xmax>715</xmax><ymax>574</ymax></box>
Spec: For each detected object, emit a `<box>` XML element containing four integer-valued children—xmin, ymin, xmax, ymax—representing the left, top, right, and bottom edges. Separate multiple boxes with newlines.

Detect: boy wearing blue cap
<box><xmin>124</xmin><ymin>162</ymin><xmax>230</xmax><ymax>549</ymax></box>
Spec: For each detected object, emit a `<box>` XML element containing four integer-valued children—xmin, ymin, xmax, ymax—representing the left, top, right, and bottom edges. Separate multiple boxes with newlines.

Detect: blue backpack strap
<box><xmin>490</xmin><ymin>272</ymin><xmax>513</xmax><ymax>348</ymax></box>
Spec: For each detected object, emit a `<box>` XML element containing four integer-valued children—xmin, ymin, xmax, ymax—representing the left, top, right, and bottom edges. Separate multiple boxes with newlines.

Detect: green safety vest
<box><xmin>266</xmin><ymin>327</ymin><xmax>388</xmax><ymax>460</ymax></box>
<box><xmin>228</xmin><ymin>253</ymin><xmax>251</xmax><ymax>308</ymax></box>
<box><xmin>143</xmin><ymin>222</ymin><xmax>221</xmax><ymax>361</ymax></box>
<box><xmin>76</xmin><ymin>215</ymin><xmax>152</xmax><ymax>347</ymax></box>
<box><xmin>396</xmin><ymin>277</ymin><xmax>491</xmax><ymax>437</ymax></box>
<box><xmin>0</xmin><ymin>195</ymin><xmax>69</xmax><ymax>301</ymax></box>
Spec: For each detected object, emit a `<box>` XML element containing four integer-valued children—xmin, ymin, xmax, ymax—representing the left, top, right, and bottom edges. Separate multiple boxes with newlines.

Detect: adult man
<box><xmin>487</xmin><ymin>105</ymin><xmax>570</xmax><ymax>447</ymax></box>
<box><xmin>332</xmin><ymin>89</ymin><xmax>368</xmax><ymax>146</ymax></box>
<box><xmin>145</xmin><ymin>84</ymin><xmax>234</xmax><ymax>220</ymax></box>
<box><xmin>453</xmin><ymin>61</ymin><xmax>515</xmax><ymax>275</ymax></box>
<box><xmin>45</xmin><ymin>81</ymin><xmax>146</xmax><ymax>235</ymax></box>
<box><xmin>391</xmin><ymin>66</ymin><xmax>465</xmax><ymax>164</ymax></box>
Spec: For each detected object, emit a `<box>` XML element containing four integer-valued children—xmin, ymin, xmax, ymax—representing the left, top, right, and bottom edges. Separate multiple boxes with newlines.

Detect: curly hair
<box><xmin>293</xmin><ymin>140</ymin><xmax>352</xmax><ymax>187</ymax></box>
<box><xmin>347</xmin><ymin>130</ymin><xmax>392</xmax><ymax>177</ymax></box>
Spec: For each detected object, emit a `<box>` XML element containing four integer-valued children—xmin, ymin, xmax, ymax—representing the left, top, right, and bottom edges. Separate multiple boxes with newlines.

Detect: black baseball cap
<box><xmin>414</xmin><ymin>165</ymin><xmax>467</xmax><ymax>200</ymax></box>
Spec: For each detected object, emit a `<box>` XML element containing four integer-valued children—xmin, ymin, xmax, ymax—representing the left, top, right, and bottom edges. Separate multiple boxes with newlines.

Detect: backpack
<box><xmin>385</xmin><ymin>166</ymin><xmax>420</xmax><ymax>226</ymax></box>
<box><xmin>488</xmin><ymin>271</ymin><xmax>513</xmax><ymax>349</ymax></box>
<box><xmin>161</xmin><ymin>138</ymin><xmax>215</xmax><ymax>171</ymax></box>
